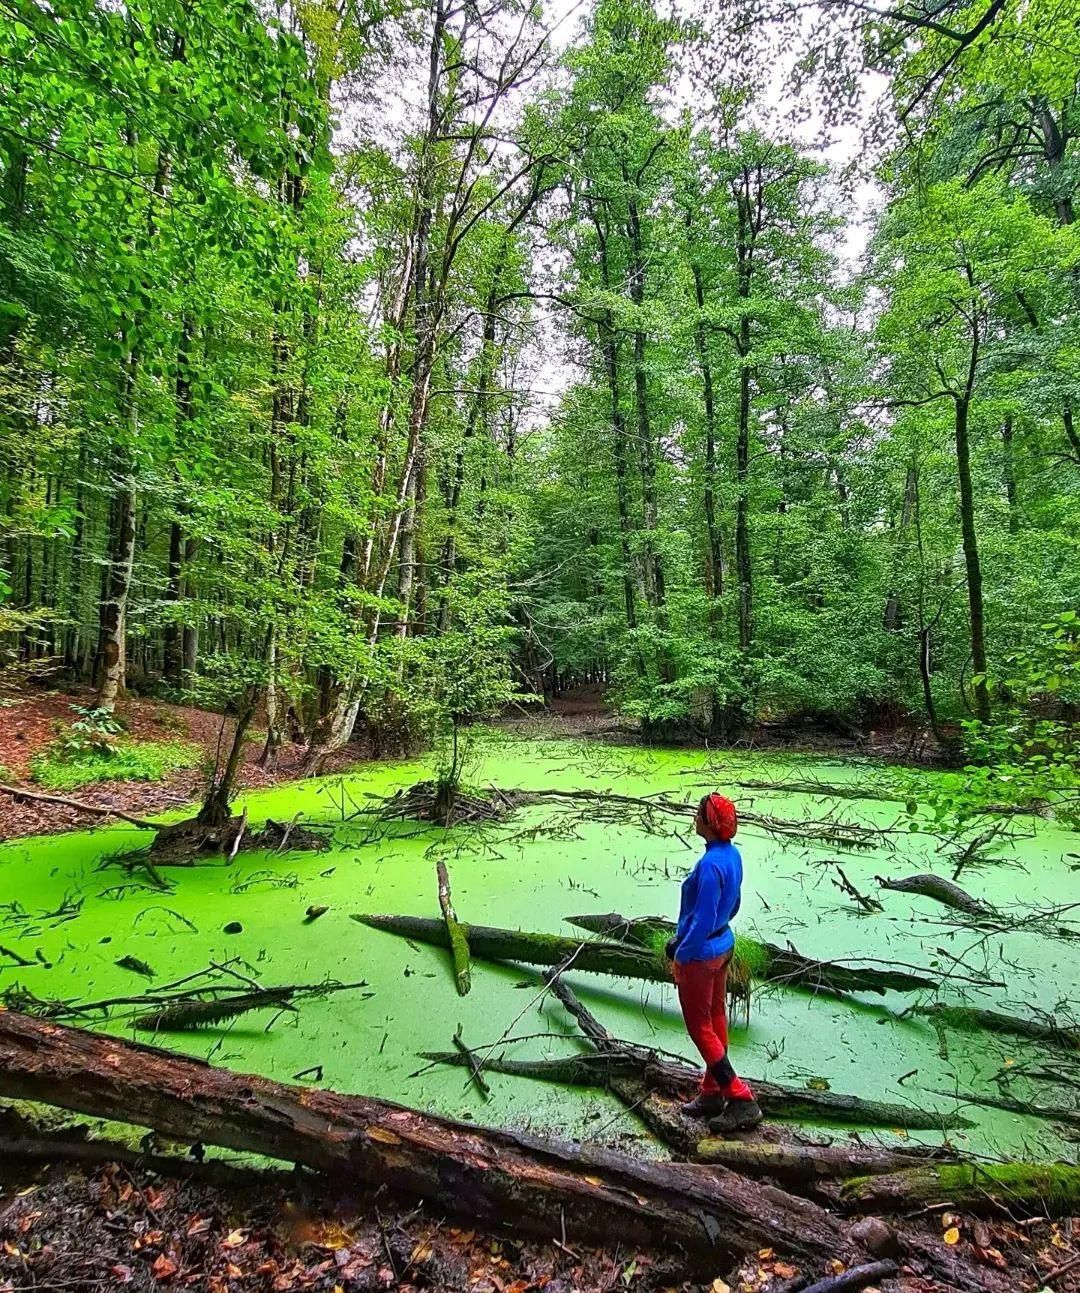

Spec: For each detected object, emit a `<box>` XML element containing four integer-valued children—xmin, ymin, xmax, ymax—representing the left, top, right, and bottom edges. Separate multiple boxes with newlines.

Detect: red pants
<box><xmin>675</xmin><ymin>955</ymin><xmax>746</xmax><ymax>1097</ymax></box>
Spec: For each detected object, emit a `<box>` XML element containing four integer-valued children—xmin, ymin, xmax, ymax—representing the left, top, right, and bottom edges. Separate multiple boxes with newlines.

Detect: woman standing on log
<box><xmin>666</xmin><ymin>793</ymin><xmax>762</xmax><ymax>1131</ymax></box>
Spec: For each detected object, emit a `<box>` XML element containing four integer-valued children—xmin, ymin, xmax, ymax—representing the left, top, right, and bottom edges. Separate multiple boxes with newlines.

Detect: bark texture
<box><xmin>0</xmin><ymin>1010</ymin><xmax>856</xmax><ymax>1264</ymax></box>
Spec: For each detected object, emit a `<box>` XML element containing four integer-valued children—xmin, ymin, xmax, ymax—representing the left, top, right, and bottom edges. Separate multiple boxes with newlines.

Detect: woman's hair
<box><xmin>698</xmin><ymin>793</ymin><xmax>738</xmax><ymax>841</ymax></box>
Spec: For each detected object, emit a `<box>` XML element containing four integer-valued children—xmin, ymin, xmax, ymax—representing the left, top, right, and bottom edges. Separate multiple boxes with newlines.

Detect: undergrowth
<box><xmin>30</xmin><ymin>738</ymin><xmax>201</xmax><ymax>790</ymax></box>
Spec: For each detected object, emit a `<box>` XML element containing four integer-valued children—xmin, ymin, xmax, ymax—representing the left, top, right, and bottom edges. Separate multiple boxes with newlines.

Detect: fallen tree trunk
<box><xmin>564</xmin><ymin>913</ymin><xmax>937</xmax><ymax>995</ymax></box>
<box><xmin>352</xmin><ymin>913</ymin><xmax>670</xmax><ymax>981</ymax></box>
<box><xmin>421</xmin><ymin>1052</ymin><xmax>973</xmax><ymax>1132</ymax></box>
<box><xmin>926</xmin><ymin>1086</ymin><xmax>1080</xmax><ymax>1129</ymax></box>
<box><xmin>841</xmin><ymin>1162</ymin><xmax>1080</xmax><ymax>1217</ymax></box>
<box><xmin>355</xmin><ymin>913</ymin><xmax>937</xmax><ymax>997</ymax></box>
<box><xmin>0</xmin><ymin>1010</ymin><xmax>853</xmax><ymax>1263</ymax></box>
<box><xmin>875</xmin><ymin>872</ymin><xmax>993</xmax><ymax>916</ymax></box>
<box><xmin>436</xmin><ymin>861</ymin><xmax>471</xmax><ymax>996</ymax></box>
<box><xmin>693</xmin><ymin>1140</ymin><xmax>958</xmax><ymax>1184</ymax></box>
<box><xmin>912</xmin><ymin>1003</ymin><xmax>1079</xmax><ymax>1051</ymax></box>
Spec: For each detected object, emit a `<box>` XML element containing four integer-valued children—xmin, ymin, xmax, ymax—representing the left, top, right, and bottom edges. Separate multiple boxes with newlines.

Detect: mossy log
<box><xmin>421</xmin><ymin>1051</ymin><xmax>973</xmax><ymax>1132</ymax></box>
<box><xmin>353</xmin><ymin>913</ymin><xmax>670</xmax><ymax>981</ymax></box>
<box><xmin>564</xmin><ymin>913</ymin><xmax>937</xmax><ymax>996</ymax></box>
<box><xmin>841</xmin><ymin>1162</ymin><xmax>1080</xmax><ymax>1217</ymax></box>
<box><xmin>436</xmin><ymin>861</ymin><xmax>472</xmax><ymax>996</ymax></box>
<box><xmin>875</xmin><ymin>872</ymin><xmax>993</xmax><ymax>916</ymax></box>
<box><xmin>912</xmin><ymin>1003</ymin><xmax>1079</xmax><ymax>1051</ymax></box>
<box><xmin>0</xmin><ymin>1010</ymin><xmax>859</xmax><ymax>1264</ymax></box>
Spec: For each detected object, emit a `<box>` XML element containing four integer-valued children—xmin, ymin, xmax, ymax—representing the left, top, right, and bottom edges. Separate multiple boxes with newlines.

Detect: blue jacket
<box><xmin>672</xmin><ymin>839</ymin><xmax>742</xmax><ymax>964</ymax></box>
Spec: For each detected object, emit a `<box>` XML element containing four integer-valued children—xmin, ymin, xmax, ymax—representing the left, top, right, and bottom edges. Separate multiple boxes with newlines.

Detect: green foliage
<box><xmin>30</xmin><ymin>738</ymin><xmax>200</xmax><ymax>791</ymax></box>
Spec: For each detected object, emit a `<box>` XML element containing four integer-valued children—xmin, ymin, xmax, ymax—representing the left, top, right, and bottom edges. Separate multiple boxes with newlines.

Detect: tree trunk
<box><xmin>0</xmin><ymin>1010</ymin><xmax>857</xmax><ymax>1265</ymax></box>
<box><xmin>1000</xmin><ymin>415</ymin><xmax>1018</xmax><ymax>533</ymax></box>
<box><xmin>687</xmin><ymin>235</ymin><xmax>724</xmax><ymax>603</ymax></box>
<box><xmin>954</xmin><ymin>395</ymin><xmax>991</xmax><ymax>722</ymax></box>
<box><xmin>95</xmin><ymin>463</ymin><xmax>136</xmax><ymax>712</ymax></box>
<box><xmin>627</xmin><ymin>198</ymin><xmax>664</xmax><ymax>611</ymax></box>
<box><xmin>735</xmin><ymin>323</ymin><xmax>752</xmax><ymax>652</ymax></box>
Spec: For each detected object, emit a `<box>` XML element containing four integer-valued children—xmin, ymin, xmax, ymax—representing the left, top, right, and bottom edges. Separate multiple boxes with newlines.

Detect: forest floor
<box><xmin>0</xmin><ymin>681</ymin><xmax>945</xmax><ymax>841</ymax></box>
<box><xmin>2</xmin><ymin>1149</ymin><xmax>1078</xmax><ymax>1293</ymax></box>
<box><xmin>0</xmin><ymin>683</ymin><xmax>364</xmax><ymax>842</ymax></box>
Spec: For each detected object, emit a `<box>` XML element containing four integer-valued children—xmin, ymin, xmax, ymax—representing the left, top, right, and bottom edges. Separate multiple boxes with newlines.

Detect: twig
<box><xmin>453</xmin><ymin>1026</ymin><xmax>491</xmax><ymax>1099</ymax></box>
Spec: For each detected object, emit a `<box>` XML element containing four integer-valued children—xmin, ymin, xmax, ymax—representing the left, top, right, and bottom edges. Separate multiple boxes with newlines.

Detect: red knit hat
<box><xmin>700</xmin><ymin>793</ymin><xmax>737</xmax><ymax>841</ymax></box>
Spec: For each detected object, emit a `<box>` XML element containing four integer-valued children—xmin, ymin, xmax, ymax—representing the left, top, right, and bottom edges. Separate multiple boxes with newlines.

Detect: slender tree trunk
<box><xmin>627</xmin><ymin>199</ymin><xmax>664</xmax><ymax>610</ymax></box>
<box><xmin>735</xmin><ymin>336</ymin><xmax>752</xmax><ymax>653</ymax></box>
<box><xmin>688</xmin><ymin>253</ymin><xmax>723</xmax><ymax>602</ymax></box>
<box><xmin>1000</xmin><ymin>415</ymin><xmax>1018</xmax><ymax>533</ymax></box>
<box><xmin>954</xmin><ymin>394</ymin><xmax>991</xmax><ymax>722</ymax></box>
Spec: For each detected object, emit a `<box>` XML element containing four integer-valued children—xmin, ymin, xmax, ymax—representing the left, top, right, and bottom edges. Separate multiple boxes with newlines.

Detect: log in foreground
<box><xmin>841</xmin><ymin>1162</ymin><xmax>1080</xmax><ymax>1218</ymax></box>
<box><xmin>564</xmin><ymin>912</ymin><xmax>937</xmax><ymax>995</ymax></box>
<box><xmin>0</xmin><ymin>1010</ymin><xmax>854</xmax><ymax>1263</ymax></box>
<box><xmin>354</xmin><ymin>912</ymin><xmax>937</xmax><ymax>996</ymax></box>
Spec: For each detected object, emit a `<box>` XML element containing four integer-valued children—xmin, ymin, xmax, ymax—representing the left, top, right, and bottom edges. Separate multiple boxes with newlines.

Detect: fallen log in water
<box><xmin>436</xmin><ymin>861</ymin><xmax>472</xmax><ymax>996</ymax></box>
<box><xmin>563</xmin><ymin>912</ymin><xmax>937</xmax><ymax>995</ymax></box>
<box><xmin>352</xmin><ymin>913</ymin><xmax>670</xmax><ymax>981</ymax></box>
<box><xmin>421</xmin><ymin>1052</ymin><xmax>973</xmax><ymax>1132</ymax></box>
<box><xmin>875</xmin><ymin>872</ymin><xmax>993</xmax><ymax>916</ymax></box>
<box><xmin>841</xmin><ymin>1162</ymin><xmax>1080</xmax><ymax>1217</ymax></box>
<box><xmin>354</xmin><ymin>912</ymin><xmax>938</xmax><ymax>997</ymax></box>
<box><xmin>911</xmin><ymin>1003</ymin><xmax>1080</xmax><ymax>1051</ymax></box>
<box><xmin>0</xmin><ymin>1010</ymin><xmax>856</xmax><ymax>1263</ymax></box>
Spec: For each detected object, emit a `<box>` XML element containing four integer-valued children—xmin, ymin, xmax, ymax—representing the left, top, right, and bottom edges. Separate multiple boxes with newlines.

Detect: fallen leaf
<box><xmin>757</xmin><ymin>1249</ymin><xmax>774</xmax><ymax>1260</ymax></box>
<box><xmin>410</xmin><ymin>1242</ymin><xmax>434</xmax><ymax>1264</ymax></box>
<box><xmin>109</xmin><ymin>1265</ymin><xmax>134</xmax><ymax>1284</ymax></box>
<box><xmin>828</xmin><ymin>1259</ymin><xmax>845</xmax><ymax>1275</ymax></box>
<box><xmin>186</xmin><ymin>1217</ymin><xmax>211</xmax><ymax>1237</ymax></box>
<box><xmin>226</xmin><ymin>1263</ymin><xmax>243</xmax><ymax>1278</ymax></box>
<box><xmin>942</xmin><ymin>1213</ymin><xmax>959</xmax><ymax>1229</ymax></box>
<box><xmin>222</xmin><ymin>1229</ymin><xmax>247</xmax><ymax>1249</ymax></box>
<box><xmin>711</xmin><ymin>1280</ymin><xmax>730</xmax><ymax>1293</ymax></box>
<box><xmin>152</xmin><ymin>1253</ymin><xmax>178</xmax><ymax>1281</ymax></box>
<box><xmin>366</xmin><ymin>1126</ymin><xmax>401</xmax><ymax>1145</ymax></box>
<box><xmin>772</xmin><ymin>1262</ymin><xmax>797</xmax><ymax>1278</ymax></box>
<box><xmin>943</xmin><ymin>1228</ymin><xmax>961</xmax><ymax>1246</ymax></box>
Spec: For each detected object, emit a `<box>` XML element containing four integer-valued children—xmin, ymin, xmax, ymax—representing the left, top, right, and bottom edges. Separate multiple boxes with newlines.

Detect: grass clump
<box><xmin>30</xmin><ymin>738</ymin><xmax>200</xmax><ymax>791</ymax></box>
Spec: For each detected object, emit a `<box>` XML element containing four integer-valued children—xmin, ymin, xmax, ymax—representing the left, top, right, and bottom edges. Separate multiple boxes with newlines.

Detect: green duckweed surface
<box><xmin>2</xmin><ymin>731</ymin><xmax>1078</xmax><ymax>1163</ymax></box>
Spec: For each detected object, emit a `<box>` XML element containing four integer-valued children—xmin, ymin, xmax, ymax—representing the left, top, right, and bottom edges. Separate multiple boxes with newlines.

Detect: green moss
<box><xmin>932</xmin><ymin>1162</ymin><xmax>1080</xmax><ymax>1208</ymax></box>
<box><xmin>843</xmin><ymin>1162</ymin><xmax>1080</xmax><ymax>1210</ymax></box>
<box><xmin>30</xmin><ymin>738</ymin><xmax>201</xmax><ymax>791</ymax></box>
<box><xmin>733</xmin><ymin>933</ymin><xmax>770</xmax><ymax>978</ymax></box>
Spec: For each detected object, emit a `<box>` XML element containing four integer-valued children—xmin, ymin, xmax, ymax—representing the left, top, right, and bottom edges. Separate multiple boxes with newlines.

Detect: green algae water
<box><xmin>2</xmin><ymin>731</ymin><xmax>1078</xmax><ymax>1163</ymax></box>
